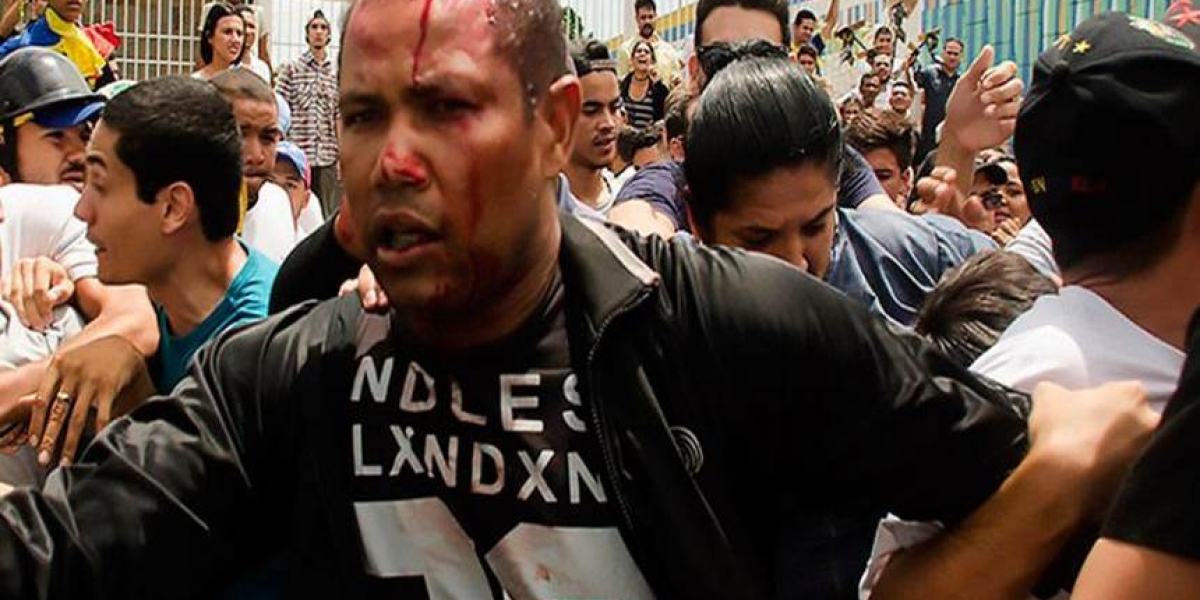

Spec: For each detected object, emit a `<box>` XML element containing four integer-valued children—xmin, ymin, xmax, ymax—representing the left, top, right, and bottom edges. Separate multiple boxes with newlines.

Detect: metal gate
<box><xmin>82</xmin><ymin>0</ymin><xmax>352</xmax><ymax>82</ymax></box>
<box><xmin>84</xmin><ymin>0</ymin><xmax>207</xmax><ymax>81</ymax></box>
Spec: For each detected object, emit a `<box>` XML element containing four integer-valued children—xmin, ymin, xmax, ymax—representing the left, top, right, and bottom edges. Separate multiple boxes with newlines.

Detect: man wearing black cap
<box><xmin>276</xmin><ymin>8</ymin><xmax>340</xmax><ymax>216</ymax></box>
<box><xmin>1052</xmin><ymin>9</ymin><xmax>1200</xmax><ymax>598</ymax></box>
<box><xmin>971</xmin><ymin>11</ymin><xmax>1200</xmax><ymax>414</ymax></box>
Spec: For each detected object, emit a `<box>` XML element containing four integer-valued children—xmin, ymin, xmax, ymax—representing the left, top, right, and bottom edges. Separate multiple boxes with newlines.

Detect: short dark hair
<box><xmin>695</xmin><ymin>0</ymin><xmax>790</xmax><ymax>47</ymax></box>
<box><xmin>100</xmin><ymin>77</ymin><xmax>243</xmax><ymax>241</ymax></box>
<box><xmin>307</xmin><ymin>9</ymin><xmax>328</xmax><ymax>29</ymax></box>
<box><xmin>617</xmin><ymin>126</ymin><xmax>640</xmax><ymax>164</ymax></box>
<box><xmin>664</xmin><ymin>86</ymin><xmax>693</xmax><ymax>142</ymax></box>
<box><xmin>891</xmin><ymin>79</ymin><xmax>912</xmax><ymax>91</ymax></box>
<box><xmin>635</xmin><ymin>0</ymin><xmax>657</xmax><ymax>13</ymax></box>
<box><xmin>845</xmin><ymin>109</ymin><xmax>917</xmax><ymax>170</ymax></box>
<box><xmin>618</xmin><ymin>124</ymin><xmax>662</xmax><ymax>163</ymax></box>
<box><xmin>340</xmin><ymin>0</ymin><xmax>570</xmax><ymax>108</ymax></box>
<box><xmin>572</xmin><ymin>39</ymin><xmax>615</xmax><ymax>78</ymax></box>
<box><xmin>874</xmin><ymin>25</ymin><xmax>894</xmax><ymax>39</ymax></box>
<box><xmin>685</xmin><ymin>57</ymin><xmax>841</xmax><ymax>232</ymax></box>
<box><xmin>794</xmin><ymin>9</ymin><xmax>816</xmax><ymax>25</ymax></box>
<box><xmin>796</xmin><ymin>44</ymin><xmax>818</xmax><ymax>60</ymax></box>
<box><xmin>200</xmin><ymin>3</ymin><xmax>247</xmax><ymax>65</ymax></box>
<box><xmin>916</xmin><ymin>251</ymin><xmax>1058</xmax><ymax>367</ymax></box>
<box><xmin>945</xmin><ymin>37</ymin><xmax>965</xmax><ymax>50</ymax></box>
<box><xmin>209</xmin><ymin>67</ymin><xmax>276</xmax><ymax>106</ymax></box>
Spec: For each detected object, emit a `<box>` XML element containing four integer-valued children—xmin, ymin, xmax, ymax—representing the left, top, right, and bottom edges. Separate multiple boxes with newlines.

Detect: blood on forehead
<box><xmin>348</xmin><ymin>0</ymin><xmax>500</xmax><ymax>83</ymax></box>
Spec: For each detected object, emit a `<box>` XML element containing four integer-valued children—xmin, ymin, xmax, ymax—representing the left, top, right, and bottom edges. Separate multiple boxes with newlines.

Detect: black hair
<box><xmin>846</xmin><ymin>109</ymin><xmax>917</xmax><ymax>171</ymax></box>
<box><xmin>308</xmin><ymin>9</ymin><xmax>328</xmax><ymax>28</ymax></box>
<box><xmin>571</xmin><ymin>39</ymin><xmax>615</xmax><ymax>78</ymax></box>
<box><xmin>945</xmin><ymin>37</ymin><xmax>965</xmax><ymax>50</ymax></box>
<box><xmin>209</xmin><ymin>67</ymin><xmax>275</xmax><ymax>105</ymax></box>
<box><xmin>617</xmin><ymin>126</ymin><xmax>639</xmax><ymax>164</ymax></box>
<box><xmin>340</xmin><ymin>0</ymin><xmax>569</xmax><ymax>109</ymax></box>
<box><xmin>695</xmin><ymin>0</ymin><xmax>790</xmax><ymax>47</ymax></box>
<box><xmin>617</xmin><ymin>124</ymin><xmax>662</xmax><ymax>164</ymax></box>
<box><xmin>663</xmin><ymin>86</ymin><xmax>693</xmax><ymax>142</ymax></box>
<box><xmin>200</xmin><ymin>3</ymin><xmax>247</xmax><ymax>65</ymax></box>
<box><xmin>874</xmin><ymin>25</ymin><xmax>893</xmax><ymax>40</ymax></box>
<box><xmin>630</xmin><ymin>39</ymin><xmax>656</xmax><ymax>63</ymax></box>
<box><xmin>635</xmin><ymin>0</ymin><xmax>657</xmax><ymax>13</ymax></box>
<box><xmin>916</xmin><ymin>251</ymin><xmax>1058</xmax><ymax>367</ymax></box>
<box><xmin>685</xmin><ymin>57</ymin><xmax>842</xmax><ymax>231</ymax></box>
<box><xmin>796</xmin><ymin>44</ymin><xmax>818</xmax><ymax>60</ymax></box>
<box><xmin>794</xmin><ymin>9</ymin><xmax>816</xmax><ymax>25</ymax></box>
<box><xmin>100</xmin><ymin>76</ymin><xmax>243</xmax><ymax>241</ymax></box>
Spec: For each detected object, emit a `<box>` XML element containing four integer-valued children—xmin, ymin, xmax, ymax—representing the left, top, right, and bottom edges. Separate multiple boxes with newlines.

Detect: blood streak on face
<box><xmin>380</xmin><ymin>144</ymin><xmax>430</xmax><ymax>187</ymax></box>
<box><xmin>412</xmin><ymin>0</ymin><xmax>436</xmax><ymax>84</ymax></box>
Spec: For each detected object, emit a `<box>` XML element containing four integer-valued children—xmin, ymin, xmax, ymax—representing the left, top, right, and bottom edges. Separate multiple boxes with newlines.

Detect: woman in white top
<box><xmin>192</xmin><ymin>3</ymin><xmax>245</xmax><ymax>81</ymax></box>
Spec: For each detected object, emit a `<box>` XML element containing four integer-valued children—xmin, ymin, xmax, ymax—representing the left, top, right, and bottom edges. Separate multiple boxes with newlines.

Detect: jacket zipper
<box><xmin>584</xmin><ymin>287</ymin><xmax>654</xmax><ymax>571</ymax></box>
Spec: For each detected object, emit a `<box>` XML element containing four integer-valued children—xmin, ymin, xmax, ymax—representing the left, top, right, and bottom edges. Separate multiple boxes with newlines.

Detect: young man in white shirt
<box><xmin>971</xmin><ymin>13</ymin><xmax>1200</xmax><ymax>412</ymax></box>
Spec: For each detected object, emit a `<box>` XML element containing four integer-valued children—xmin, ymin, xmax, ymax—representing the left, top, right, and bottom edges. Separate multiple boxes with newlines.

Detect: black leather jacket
<box><xmin>0</xmin><ymin>213</ymin><xmax>1029</xmax><ymax>599</ymax></box>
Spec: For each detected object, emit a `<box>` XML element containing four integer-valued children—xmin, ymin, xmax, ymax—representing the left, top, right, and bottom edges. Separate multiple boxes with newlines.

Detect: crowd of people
<box><xmin>0</xmin><ymin>0</ymin><xmax>1196</xmax><ymax>598</ymax></box>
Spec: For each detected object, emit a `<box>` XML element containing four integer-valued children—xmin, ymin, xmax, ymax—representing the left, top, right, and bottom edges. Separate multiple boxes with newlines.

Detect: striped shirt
<box><xmin>276</xmin><ymin>51</ymin><xmax>339</xmax><ymax>168</ymax></box>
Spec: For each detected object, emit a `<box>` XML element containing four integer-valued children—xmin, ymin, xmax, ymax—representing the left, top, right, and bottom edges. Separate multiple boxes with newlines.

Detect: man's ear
<box><xmin>537</xmin><ymin>75</ymin><xmax>581</xmax><ymax>180</ymax></box>
<box><xmin>158</xmin><ymin>182</ymin><xmax>196</xmax><ymax>236</ymax></box>
<box><xmin>687</xmin><ymin>54</ymin><xmax>703</xmax><ymax>95</ymax></box>
<box><xmin>0</xmin><ymin>165</ymin><xmax>10</xmax><ymax>187</ymax></box>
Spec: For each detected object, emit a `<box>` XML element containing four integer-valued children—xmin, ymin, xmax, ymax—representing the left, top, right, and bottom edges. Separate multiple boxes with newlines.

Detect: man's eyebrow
<box><xmin>85</xmin><ymin>153</ymin><xmax>106</xmax><ymax>168</ymax></box>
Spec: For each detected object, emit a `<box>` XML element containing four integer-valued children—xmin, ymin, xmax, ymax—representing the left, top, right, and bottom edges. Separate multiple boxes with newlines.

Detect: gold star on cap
<box><xmin>1073</xmin><ymin>40</ymin><xmax>1092</xmax><ymax>54</ymax></box>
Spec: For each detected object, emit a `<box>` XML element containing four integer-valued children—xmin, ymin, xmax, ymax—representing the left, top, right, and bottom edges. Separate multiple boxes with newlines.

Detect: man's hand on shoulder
<box><xmin>28</xmin><ymin>335</ymin><xmax>155</xmax><ymax>467</ymax></box>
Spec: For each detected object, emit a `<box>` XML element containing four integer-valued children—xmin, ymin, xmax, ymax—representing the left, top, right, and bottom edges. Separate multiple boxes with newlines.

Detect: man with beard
<box><xmin>212</xmin><ymin>68</ymin><xmax>297</xmax><ymax>263</ymax></box>
<box><xmin>618</xmin><ymin>0</ymin><xmax>683</xmax><ymax>88</ymax></box>
<box><xmin>0</xmin><ymin>3</ymin><xmax>1157</xmax><ymax>600</ymax></box>
<box><xmin>564</xmin><ymin>40</ymin><xmax>620</xmax><ymax>214</ymax></box>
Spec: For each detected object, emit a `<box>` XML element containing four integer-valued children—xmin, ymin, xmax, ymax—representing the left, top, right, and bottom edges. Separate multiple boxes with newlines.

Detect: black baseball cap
<box><xmin>1015</xmin><ymin>12</ymin><xmax>1200</xmax><ymax>267</ymax></box>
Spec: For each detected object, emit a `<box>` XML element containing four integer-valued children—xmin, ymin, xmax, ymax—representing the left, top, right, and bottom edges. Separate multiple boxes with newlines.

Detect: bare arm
<box><xmin>0</xmin><ymin>281</ymin><xmax>156</xmax><ymax>406</ymax></box>
<box><xmin>608</xmin><ymin>200</ymin><xmax>678</xmax><ymax>239</ymax></box>
<box><xmin>873</xmin><ymin>382</ymin><xmax>1159</xmax><ymax>600</ymax></box>
<box><xmin>1074</xmin><ymin>540</ymin><xmax>1200</xmax><ymax>600</ymax></box>
<box><xmin>821</xmin><ymin>0</ymin><xmax>841</xmax><ymax>41</ymax></box>
<box><xmin>0</xmin><ymin>0</ymin><xmax>21</xmax><ymax>39</ymax></box>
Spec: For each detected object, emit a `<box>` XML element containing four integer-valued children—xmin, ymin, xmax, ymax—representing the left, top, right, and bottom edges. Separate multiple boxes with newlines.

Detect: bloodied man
<box><xmin>0</xmin><ymin>1</ymin><xmax>1158</xmax><ymax>599</ymax></box>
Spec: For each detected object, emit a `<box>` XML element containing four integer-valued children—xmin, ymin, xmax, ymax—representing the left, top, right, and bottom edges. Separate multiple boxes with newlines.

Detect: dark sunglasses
<box><xmin>696</xmin><ymin>39</ymin><xmax>789</xmax><ymax>80</ymax></box>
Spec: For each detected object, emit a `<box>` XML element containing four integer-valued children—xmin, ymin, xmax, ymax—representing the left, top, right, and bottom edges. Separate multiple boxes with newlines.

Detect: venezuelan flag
<box><xmin>0</xmin><ymin>8</ymin><xmax>116</xmax><ymax>88</ymax></box>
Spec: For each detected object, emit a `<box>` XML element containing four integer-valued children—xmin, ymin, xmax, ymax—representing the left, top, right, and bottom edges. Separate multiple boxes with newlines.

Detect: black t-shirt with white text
<box><xmin>344</xmin><ymin>273</ymin><xmax>656</xmax><ymax>599</ymax></box>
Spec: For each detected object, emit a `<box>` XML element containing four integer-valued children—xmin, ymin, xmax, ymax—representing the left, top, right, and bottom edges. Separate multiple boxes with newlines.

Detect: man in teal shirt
<box><xmin>72</xmin><ymin>76</ymin><xmax>277</xmax><ymax>394</ymax></box>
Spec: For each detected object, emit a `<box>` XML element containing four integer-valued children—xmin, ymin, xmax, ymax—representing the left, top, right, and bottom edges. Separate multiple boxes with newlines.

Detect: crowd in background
<box><xmin>0</xmin><ymin>0</ymin><xmax>1196</xmax><ymax>598</ymax></box>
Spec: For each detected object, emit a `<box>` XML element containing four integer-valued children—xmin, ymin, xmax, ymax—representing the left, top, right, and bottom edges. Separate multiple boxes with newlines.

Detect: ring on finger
<box><xmin>50</xmin><ymin>393</ymin><xmax>70</xmax><ymax>418</ymax></box>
